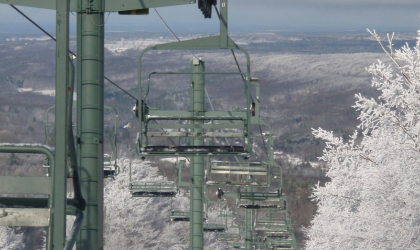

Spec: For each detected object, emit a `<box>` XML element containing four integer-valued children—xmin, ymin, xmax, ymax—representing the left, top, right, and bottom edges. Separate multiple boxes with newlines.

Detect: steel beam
<box><xmin>51</xmin><ymin>0</ymin><xmax>69</xmax><ymax>247</ymax></box>
<box><xmin>190</xmin><ymin>58</ymin><xmax>205</xmax><ymax>250</ymax></box>
<box><xmin>76</xmin><ymin>0</ymin><xmax>104</xmax><ymax>248</ymax></box>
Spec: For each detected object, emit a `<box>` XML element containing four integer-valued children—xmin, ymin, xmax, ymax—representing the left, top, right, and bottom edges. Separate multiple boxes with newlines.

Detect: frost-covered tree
<box><xmin>305</xmin><ymin>30</ymin><xmax>420</xmax><ymax>249</ymax></box>
<box><xmin>0</xmin><ymin>227</ymin><xmax>26</xmax><ymax>250</ymax></box>
<box><xmin>0</xmin><ymin>157</ymin><xmax>229</xmax><ymax>249</ymax></box>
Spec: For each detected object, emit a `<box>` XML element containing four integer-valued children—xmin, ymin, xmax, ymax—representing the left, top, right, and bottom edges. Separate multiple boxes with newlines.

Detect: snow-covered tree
<box><xmin>305</xmin><ymin>30</ymin><xmax>420</xmax><ymax>249</ymax></box>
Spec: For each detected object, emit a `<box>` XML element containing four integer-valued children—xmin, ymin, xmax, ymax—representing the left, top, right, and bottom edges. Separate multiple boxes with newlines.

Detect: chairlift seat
<box><xmin>215</xmin><ymin>232</ymin><xmax>241</xmax><ymax>241</ymax></box>
<box><xmin>170</xmin><ymin>210</ymin><xmax>190</xmax><ymax>221</ymax></box>
<box><xmin>103</xmin><ymin>154</ymin><xmax>118</xmax><ymax>178</ymax></box>
<box><xmin>210</xmin><ymin>161</ymin><xmax>268</xmax><ymax>175</ymax></box>
<box><xmin>238</xmin><ymin>191</ymin><xmax>282</xmax><ymax>201</ymax></box>
<box><xmin>255</xmin><ymin>218</ymin><xmax>288</xmax><ymax>231</ymax></box>
<box><xmin>138</xmin><ymin>111</ymin><xmax>252</xmax><ymax>156</ymax></box>
<box><xmin>265</xmin><ymin>232</ymin><xmax>292</xmax><ymax>238</ymax></box>
<box><xmin>238</xmin><ymin>204</ymin><xmax>283</xmax><ymax>209</ymax></box>
<box><xmin>226</xmin><ymin>241</ymin><xmax>245</xmax><ymax>249</ymax></box>
<box><xmin>203</xmin><ymin>222</ymin><xmax>226</xmax><ymax>232</ymax></box>
<box><xmin>130</xmin><ymin>181</ymin><xmax>178</xmax><ymax>197</ymax></box>
<box><xmin>143</xmin><ymin>145</ymin><xmax>246</xmax><ymax>154</ymax></box>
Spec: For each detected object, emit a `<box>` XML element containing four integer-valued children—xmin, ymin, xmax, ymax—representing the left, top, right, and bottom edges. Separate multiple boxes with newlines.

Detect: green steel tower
<box><xmin>190</xmin><ymin>58</ymin><xmax>205</xmax><ymax>249</ymax></box>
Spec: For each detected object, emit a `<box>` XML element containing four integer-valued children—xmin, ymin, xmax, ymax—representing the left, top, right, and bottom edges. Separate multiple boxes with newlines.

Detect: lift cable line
<box><xmin>104</xmin><ymin>76</ymin><xmax>137</xmax><ymax>101</ymax></box>
<box><xmin>214</xmin><ymin>4</ymin><xmax>269</xmax><ymax>159</ymax></box>
<box><xmin>153</xmin><ymin>8</ymin><xmax>198</xmax><ymax>60</ymax></box>
<box><xmin>10</xmin><ymin>5</ymin><xmax>76</xmax><ymax>58</ymax></box>
<box><xmin>10</xmin><ymin>4</ymin><xmax>138</xmax><ymax>102</ymax></box>
<box><xmin>154</xmin><ymin>3</ymin><xmax>270</xmax><ymax>160</ymax></box>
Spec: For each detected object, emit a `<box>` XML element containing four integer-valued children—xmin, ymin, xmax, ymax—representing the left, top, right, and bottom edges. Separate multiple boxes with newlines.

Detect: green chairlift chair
<box><xmin>45</xmin><ymin>104</ymin><xmax>120</xmax><ymax>178</ymax></box>
<box><xmin>203</xmin><ymin>190</ymin><xmax>227</xmax><ymax>232</ymax></box>
<box><xmin>252</xmin><ymin>235</ymin><xmax>266</xmax><ymax>250</ymax></box>
<box><xmin>135</xmin><ymin>32</ymin><xmax>261</xmax><ymax>158</ymax></box>
<box><xmin>0</xmin><ymin>144</ymin><xmax>85</xmax><ymax>250</ymax></box>
<box><xmin>103</xmin><ymin>106</ymin><xmax>120</xmax><ymax>178</ymax></box>
<box><xmin>215</xmin><ymin>212</ymin><xmax>242</xmax><ymax>241</ymax></box>
<box><xmin>237</xmin><ymin>190</ymin><xmax>286</xmax><ymax>209</ymax></box>
<box><xmin>206</xmin><ymin>130</ymin><xmax>280</xmax><ymax>188</ymax></box>
<box><xmin>225</xmin><ymin>241</ymin><xmax>245</xmax><ymax>249</ymax></box>
<box><xmin>256</xmin><ymin>209</ymin><xmax>298</xmax><ymax>250</ymax></box>
<box><xmin>128</xmin><ymin>153</ymin><xmax>178</xmax><ymax>197</ymax></box>
<box><xmin>169</xmin><ymin>158</ymin><xmax>191</xmax><ymax>221</ymax></box>
<box><xmin>203</xmin><ymin>203</ymin><xmax>227</xmax><ymax>232</ymax></box>
<box><xmin>206</xmin><ymin>160</ymin><xmax>270</xmax><ymax>187</ymax></box>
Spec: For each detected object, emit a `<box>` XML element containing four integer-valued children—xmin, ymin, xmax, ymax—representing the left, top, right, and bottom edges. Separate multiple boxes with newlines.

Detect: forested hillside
<box><xmin>0</xmin><ymin>30</ymin><xmax>416</xmax><ymax>248</ymax></box>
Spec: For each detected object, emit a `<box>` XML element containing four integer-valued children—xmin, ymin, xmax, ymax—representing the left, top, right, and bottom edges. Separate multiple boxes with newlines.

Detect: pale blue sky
<box><xmin>0</xmin><ymin>0</ymin><xmax>419</xmax><ymax>33</ymax></box>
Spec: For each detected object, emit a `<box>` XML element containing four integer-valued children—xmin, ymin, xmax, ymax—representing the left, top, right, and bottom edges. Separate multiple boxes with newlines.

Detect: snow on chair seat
<box><xmin>130</xmin><ymin>181</ymin><xmax>178</xmax><ymax>197</ymax></box>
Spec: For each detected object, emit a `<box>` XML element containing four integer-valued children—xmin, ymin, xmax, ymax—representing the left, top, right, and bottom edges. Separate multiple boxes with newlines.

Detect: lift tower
<box><xmin>0</xmin><ymin>0</ymin><xmax>200</xmax><ymax>249</ymax></box>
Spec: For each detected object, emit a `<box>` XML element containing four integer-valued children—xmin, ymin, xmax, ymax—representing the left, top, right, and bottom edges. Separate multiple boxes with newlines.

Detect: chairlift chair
<box><xmin>215</xmin><ymin>213</ymin><xmax>242</xmax><ymax>241</ymax></box>
<box><xmin>103</xmin><ymin>106</ymin><xmax>120</xmax><ymax>178</ymax></box>
<box><xmin>103</xmin><ymin>153</ymin><xmax>119</xmax><ymax>178</ymax></box>
<box><xmin>206</xmin><ymin>160</ymin><xmax>270</xmax><ymax>187</ymax></box>
<box><xmin>225</xmin><ymin>241</ymin><xmax>245</xmax><ymax>249</ymax></box>
<box><xmin>254</xmin><ymin>208</ymin><xmax>288</xmax><ymax>232</ymax></box>
<box><xmin>203</xmin><ymin>191</ymin><xmax>228</xmax><ymax>232</ymax></box>
<box><xmin>128</xmin><ymin>152</ymin><xmax>178</xmax><ymax>197</ymax></box>
<box><xmin>237</xmin><ymin>190</ymin><xmax>286</xmax><ymax>209</ymax></box>
<box><xmin>170</xmin><ymin>210</ymin><xmax>190</xmax><ymax>222</ymax></box>
<box><xmin>45</xmin><ymin>104</ymin><xmax>120</xmax><ymax>178</ymax></box>
<box><xmin>136</xmin><ymin>31</ymin><xmax>258</xmax><ymax>158</ymax></box>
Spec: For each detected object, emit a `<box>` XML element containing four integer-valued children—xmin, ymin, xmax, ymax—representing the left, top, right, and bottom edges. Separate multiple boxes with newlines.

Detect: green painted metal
<box><xmin>170</xmin><ymin>210</ymin><xmax>190</xmax><ymax>221</ymax></box>
<box><xmin>0</xmin><ymin>144</ymin><xmax>55</xmax><ymax>247</ymax></box>
<box><xmin>225</xmin><ymin>241</ymin><xmax>245</xmax><ymax>249</ymax></box>
<box><xmin>0</xmin><ymin>176</ymin><xmax>51</xmax><ymax>194</ymax></box>
<box><xmin>256</xmin><ymin>209</ymin><xmax>298</xmax><ymax>250</ymax></box>
<box><xmin>176</xmin><ymin>158</ymin><xmax>190</xmax><ymax>187</ymax></box>
<box><xmin>202</xmin><ymin>222</ymin><xmax>226</xmax><ymax>232</ymax></box>
<box><xmin>220</xmin><ymin>0</ymin><xmax>228</xmax><ymax>48</ymax></box>
<box><xmin>128</xmin><ymin>152</ymin><xmax>178</xmax><ymax>197</ymax></box>
<box><xmin>130</xmin><ymin>181</ymin><xmax>178</xmax><ymax>197</ymax></box>
<box><xmin>136</xmin><ymin>34</ymin><xmax>253</xmax><ymax>157</ymax></box>
<box><xmin>76</xmin><ymin>0</ymin><xmax>104</xmax><ymax>247</ymax></box>
<box><xmin>245</xmin><ymin>185</ymin><xmax>253</xmax><ymax>250</ymax></box>
<box><xmin>206</xmin><ymin>161</ymin><xmax>270</xmax><ymax>187</ymax></box>
<box><xmin>104</xmin><ymin>106</ymin><xmax>119</xmax><ymax>177</ymax></box>
<box><xmin>190</xmin><ymin>58</ymin><xmax>205</xmax><ymax>250</ymax></box>
<box><xmin>45</xmin><ymin>104</ymin><xmax>119</xmax><ymax>179</ymax></box>
<box><xmin>53</xmin><ymin>0</ymin><xmax>69</xmax><ymax>247</ymax></box>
